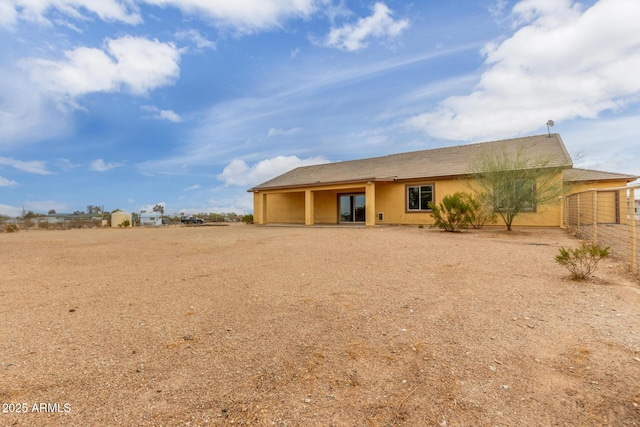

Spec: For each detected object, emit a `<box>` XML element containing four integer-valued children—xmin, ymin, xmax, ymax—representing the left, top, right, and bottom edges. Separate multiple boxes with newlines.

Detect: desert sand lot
<box><xmin>1</xmin><ymin>224</ymin><xmax>639</xmax><ymax>426</ymax></box>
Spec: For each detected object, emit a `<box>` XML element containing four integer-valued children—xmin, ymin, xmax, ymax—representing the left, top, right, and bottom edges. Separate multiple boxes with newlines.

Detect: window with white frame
<box><xmin>406</xmin><ymin>184</ymin><xmax>434</xmax><ymax>211</ymax></box>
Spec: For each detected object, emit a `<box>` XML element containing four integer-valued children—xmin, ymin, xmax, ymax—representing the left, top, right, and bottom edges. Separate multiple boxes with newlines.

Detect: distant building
<box><xmin>140</xmin><ymin>212</ymin><xmax>162</xmax><ymax>227</ymax></box>
<box><xmin>36</xmin><ymin>213</ymin><xmax>102</xmax><ymax>225</ymax></box>
<box><xmin>111</xmin><ymin>211</ymin><xmax>132</xmax><ymax>228</ymax></box>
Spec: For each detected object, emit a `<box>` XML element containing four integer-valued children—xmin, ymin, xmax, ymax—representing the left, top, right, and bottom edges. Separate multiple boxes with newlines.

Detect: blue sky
<box><xmin>1</xmin><ymin>0</ymin><xmax>639</xmax><ymax>217</ymax></box>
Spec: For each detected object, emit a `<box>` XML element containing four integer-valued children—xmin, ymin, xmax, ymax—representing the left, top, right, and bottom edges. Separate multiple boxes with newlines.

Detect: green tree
<box><xmin>469</xmin><ymin>145</ymin><xmax>563</xmax><ymax>231</ymax></box>
<box><xmin>87</xmin><ymin>205</ymin><xmax>102</xmax><ymax>215</ymax></box>
<box><xmin>48</xmin><ymin>209</ymin><xmax>56</xmax><ymax>215</ymax></box>
<box><xmin>153</xmin><ymin>204</ymin><xmax>165</xmax><ymax>215</ymax></box>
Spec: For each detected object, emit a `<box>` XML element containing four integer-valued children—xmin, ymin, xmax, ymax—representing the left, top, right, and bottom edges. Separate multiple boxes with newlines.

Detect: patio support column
<box><xmin>305</xmin><ymin>189</ymin><xmax>315</xmax><ymax>226</ymax></box>
<box><xmin>593</xmin><ymin>190</ymin><xmax>598</xmax><ymax>242</ymax></box>
<box><xmin>365</xmin><ymin>182</ymin><xmax>376</xmax><ymax>227</ymax></box>
<box><xmin>254</xmin><ymin>192</ymin><xmax>267</xmax><ymax>224</ymax></box>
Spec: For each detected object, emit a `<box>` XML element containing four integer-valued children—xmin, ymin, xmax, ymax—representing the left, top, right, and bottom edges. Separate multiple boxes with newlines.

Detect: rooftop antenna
<box><xmin>546</xmin><ymin>120</ymin><xmax>554</xmax><ymax>137</ymax></box>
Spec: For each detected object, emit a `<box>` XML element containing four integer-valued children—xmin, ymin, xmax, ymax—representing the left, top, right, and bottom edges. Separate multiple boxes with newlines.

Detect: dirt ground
<box><xmin>1</xmin><ymin>224</ymin><xmax>639</xmax><ymax>426</ymax></box>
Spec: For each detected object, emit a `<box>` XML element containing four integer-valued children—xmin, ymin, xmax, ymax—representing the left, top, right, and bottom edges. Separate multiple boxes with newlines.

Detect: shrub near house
<box><xmin>429</xmin><ymin>192</ymin><xmax>472</xmax><ymax>232</ymax></box>
<box><xmin>429</xmin><ymin>192</ymin><xmax>496</xmax><ymax>232</ymax></box>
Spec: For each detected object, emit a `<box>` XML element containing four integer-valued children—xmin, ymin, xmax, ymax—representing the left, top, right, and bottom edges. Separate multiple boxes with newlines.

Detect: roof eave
<box><xmin>248</xmin><ymin>176</ymin><xmax>397</xmax><ymax>192</ymax></box>
<box><xmin>564</xmin><ymin>176</ymin><xmax>639</xmax><ymax>183</ymax></box>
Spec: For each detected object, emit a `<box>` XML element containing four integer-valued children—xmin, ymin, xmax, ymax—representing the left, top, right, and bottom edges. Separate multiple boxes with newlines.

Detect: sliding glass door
<box><xmin>339</xmin><ymin>194</ymin><xmax>365</xmax><ymax>223</ymax></box>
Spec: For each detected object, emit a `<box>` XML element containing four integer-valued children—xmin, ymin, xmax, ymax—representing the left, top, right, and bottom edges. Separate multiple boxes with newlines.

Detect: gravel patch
<box><xmin>2</xmin><ymin>224</ymin><xmax>639</xmax><ymax>426</ymax></box>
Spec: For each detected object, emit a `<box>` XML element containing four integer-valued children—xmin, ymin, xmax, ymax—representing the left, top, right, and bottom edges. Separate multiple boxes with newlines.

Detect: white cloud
<box><xmin>267</xmin><ymin>127</ymin><xmax>303</xmax><ymax>137</ymax></box>
<box><xmin>1</xmin><ymin>0</ymin><xmax>141</xmax><ymax>28</ymax></box>
<box><xmin>142</xmin><ymin>0</ymin><xmax>319</xmax><ymax>34</ymax></box>
<box><xmin>405</xmin><ymin>0</ymin><xmax>640</xmax><ymax>141</ymax></box>
<box><xmin>562</xmin><ymin>114</ymin><xmax>640</xmax><ymax>177</ymax></box>
<box><xmin>0</xmin><ymin>156</ymin><xmax>52</xmax><ymax>174</ymax></box>
<box><xmin>0</xmin><ymin>68</ymin><xmax>71</xmax><ymax>148</ymax></box>
<box><xmin>2</xmin><ymin>0</ymin><xmax>327</xmax><ymax>36</ymax></box>
<box><xmin>0</xmin><ymin>201</ymin><xmax>69</xmax><ymax>217</ymax></box>
<box><xmin>54</xmin><ymin>158</ymin><xmax>81</xmax><ymax>171</ymax></box>
<box><xmin>178</xmin><ymin>195</ymin><xmax>252</xmax><ymax>215</ymax></box>
<box><xmin>25</xmin><ymin>36</ymin><xmax>181</xmax><ymax>104</ymax></box>
<box><xmin>2</xmin><ymin>0</ymin><xmax>325</xmax><ymax>35</ymax></box>
<box><xmin>138</xmin><ymin>202</ymin><xmax>166</xmax><ymax>213</ymax></box>
<box><xmin>183</xmin><ymin>184</ymin><xmax>201</xmax><ymax>191</ymax></box>
<box><xmin>218</xmin><ymin>155</ymin><xmax>329</xmax><ymax>187</ymax></box>
<box><xmin>0</xmin><ymin>0</ymin><xmax>18</xmax><ymax>29</ymax></box>
<box><xmin>324</xmin><ymin>2</ymin><xmax>409</xmax><ymax>51</ymax></box>
<box><xmin>206</xmin><ymin>195</ymin><xmax>253</xmax><ymax>214</ymax></box>
<box><xmin>24</xmin><ymin>200</ymin><xmax>69</xmax><ymax>214</ymax></box>
<box><xmin>141</xmin><ymin>105</ymin><xmax>182</xmax><ymax>122</ymax></box>
<box><xmin>489</xmin><ymin>0</ymin><xmax>510</xmax><ymax>20</ymax></box>
<box><xmin>0</xmin><ymin>176</ymin><xmax>18</xmax><ymax>187</ymax></box>
<box><xmin>159</xmin><ymin>110</ymin><xmax>181</xmax><ymax>122</ymax></box>
<box><xmin>0</xmin><ymin>203</ymin><xmax>22</xmax><ymax>217</ymax></box>
<box><xmin>175</xmin><ymin>29</ymin><xmax>216</xmax><ymax>50</ymax></box>
<box><xmin>90</xmin><ymin>159</ymin><xmax>123</xmax><ymax>172</ymax></box>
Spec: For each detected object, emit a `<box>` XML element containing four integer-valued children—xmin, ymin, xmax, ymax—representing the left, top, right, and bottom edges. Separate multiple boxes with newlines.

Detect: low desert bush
<box><xmin>462</xmin><ymin>193</ymin><xmax>496</xmax><ymax>229</ymax></box>
<box><xmin>118</xmin><ymin>220</ymin><xmax>131</xmax><ymax>228</ymax></box>
<box><xmin>428</xmin><ymin>192</ymin><xmax>471</xmax><ymax>232</ymax></box>
<box><xmin>555</xmin><ymin>243</ymin><xmax>610</xmax><ymax>280</ymax></box>
<box><xmin>241</xmin><ymin>214</ymin><xmax>254</xmax><ymax>224</ymax></box>
<box><xmin>2</xmin><ymin>223</ymin><xmax>19</xmax><ymax>233</ymax></box>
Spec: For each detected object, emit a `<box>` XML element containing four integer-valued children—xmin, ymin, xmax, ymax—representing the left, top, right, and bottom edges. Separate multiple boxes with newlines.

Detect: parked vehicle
<box><xmin>180</xmin><ymin>215</ymin><xmax>204</xmax><ymax>224</ymax></box>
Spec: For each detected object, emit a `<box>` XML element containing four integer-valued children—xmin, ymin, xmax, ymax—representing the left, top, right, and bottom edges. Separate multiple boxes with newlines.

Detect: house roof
<box><xmin>249</xmin><ymin>133</ymin><xmax>573</xmax><ymax>191</ymax></box>
<box><xmin>562</xmin><ymin>168</ymin><xmax>638</xmax><ymax>183</ymax></box>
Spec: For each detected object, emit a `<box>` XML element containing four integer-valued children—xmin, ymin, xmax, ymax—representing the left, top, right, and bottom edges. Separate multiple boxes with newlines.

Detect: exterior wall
<box><xmin>374</xmin><ymin>178</ymin><xmax>472</xmax><ymax>225</ymax></box>
<box><xmin>313</xmin><ymin>187</ymin><xmax>368</xmax><ymax>224</ymax></box>
<box><xmin>265</xmin><ymin>192</ymin><xmax>305</xmax><ymax>223</ymax></box>
<box><xmin>376</xmin><ymin>177</ymin><xmax>561</xmax><ymax>227</ymax></box>
<box><xmin>253</xmin><ymin>192</ymin><xmax>265</xmax><ymax>224</ymax></box>
<box><xmin>253</xmin><ymin>173</ymin><xmax>634</xmax><ymax>228</ymax></box>
<box><xmin>111</xmin><ymin>211</ymin><xmax>132</xmax><ymax>228</ymax></box>
<box><xmin>376</xmin><ymin>176</ymin><xmax>563</xmax><ymax>227</ymax></box>
<box><xmin>313</xmin><ymin>190</ymin><xmax>339</xmax><ymax>224</ymax></box>
<box><xmin>563</xmin><ymin>180</ymin><xmax>631</xmax><ymax>195</ymax></box>
<box><xmin>563</xmin><ymin>180</ymin><xmax>633</xmax><ymax>226</ymax></box>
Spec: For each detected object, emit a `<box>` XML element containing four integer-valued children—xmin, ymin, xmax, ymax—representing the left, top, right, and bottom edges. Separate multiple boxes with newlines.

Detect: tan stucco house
<box><xmin>248</xmin><ymin>134</ymin><xmax>637</xmax><ymax>227</ymax></box>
